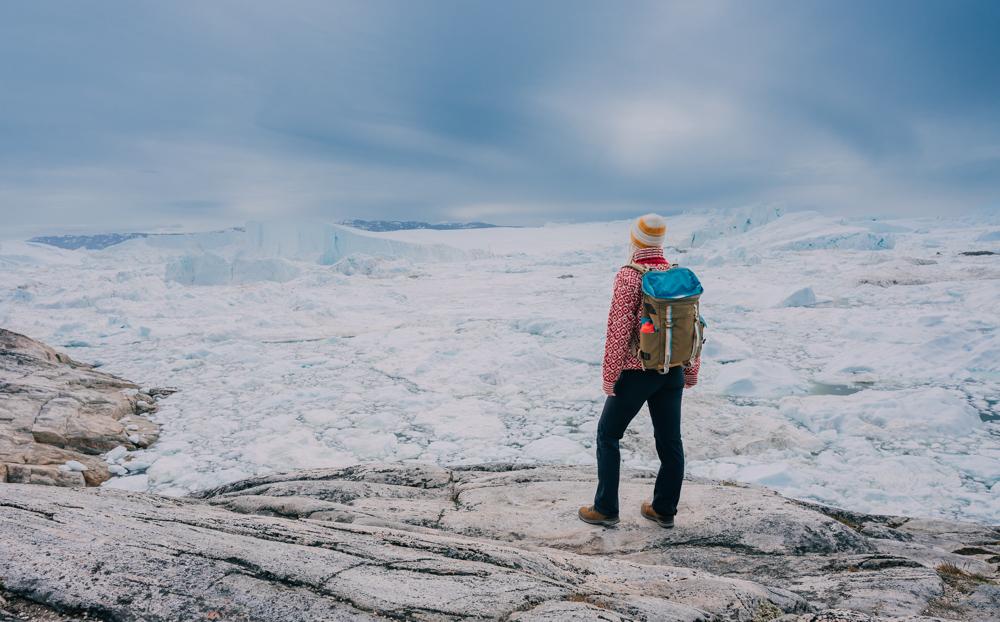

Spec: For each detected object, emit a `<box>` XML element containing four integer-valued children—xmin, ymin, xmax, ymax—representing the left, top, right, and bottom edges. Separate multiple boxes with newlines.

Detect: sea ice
<box><xmin>777</xmin><ymin>232</ymin><xmax>895</xmax><ymax>251</ymax></box>
<box><xmin>780</xmin><ymin>387</ymin><xmax>982</xmax><ymax>440</ymax></box>
<box><xmin>700</xmin><ymin>331</ymin><xmax>753</xmax><ymax>363</ymax></box>
<box><xmin>711</xmin><ymin>359</ymin><xmax>804</xmax><ymax>398</ymax></box>
<box><xmin>779</xmin><ymin>287</ymin><xmax>817</xmax><ymax>308</ymax></box>
<box><xmin>3</xmin><ymin>208</ymin><xmax>997</xmax><ymax>523</ymax></box>
<box><xmin>104</xmin><ymin>445</ymin><xmax>128</xmax><ymax>463</ymax></box>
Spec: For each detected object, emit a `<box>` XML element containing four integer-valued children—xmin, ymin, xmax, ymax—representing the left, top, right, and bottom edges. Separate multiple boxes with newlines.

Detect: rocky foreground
<box><xmin>0</xmin><ymin>463</ymin><xmax>997</xmax><ymax>621</ymax></box>
<box><xmin>0</xmin><ymin>329</ymin><xmax>163</xmax><ymax>487</ymax></box>
<box><xmin>0</xmin><ymin>330</ymin><xmax>998</xmax><ymax>621</ymax></box>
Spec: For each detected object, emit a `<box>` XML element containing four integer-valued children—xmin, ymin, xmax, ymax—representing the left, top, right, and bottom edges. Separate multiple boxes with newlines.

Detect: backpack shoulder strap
<box><xmin>622</xmin><ymin>262</ymin><xmax>651</xmax><ymax>275</ymax></box>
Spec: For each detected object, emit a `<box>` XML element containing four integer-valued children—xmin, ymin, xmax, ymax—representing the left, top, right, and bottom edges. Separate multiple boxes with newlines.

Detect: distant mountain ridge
<box><xmin>28</xmin><ymin>232</ymin><xmax>150</xmax><ymax>250</ymax></box>
<box><xmin>339</xmin><ymin>219</ymin><xmax>500</xmax><ymax>232</ymax></box>
<box><xmin>28</xmin><ymin>221</ymin><xmax>499</xmax><ymax>250</ymax></box>
<box><xmin>28</xmin><ymin>229</ymin><xmax>246</xmax><ymax>251</ymax></box>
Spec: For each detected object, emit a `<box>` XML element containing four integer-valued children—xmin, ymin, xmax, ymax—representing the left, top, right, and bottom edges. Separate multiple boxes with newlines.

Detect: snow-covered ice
<box><xmin>104</xmin><ymin>445</ymin><xmax>128</xmax><ymax>463</ymax></box>
<box><xmin>1</xmin><ymin>209</ymin><xmax>998</xmax><ymax>524</ymax></box>
<box><xmin>59</xmin><ymin>460</ymin><xmax>88</xmax><ymax>472</ymax></box>
<box><xmin>779</xmin><ymin>286</ymin><xmax>817</xmax><ymax>308</ymax></box>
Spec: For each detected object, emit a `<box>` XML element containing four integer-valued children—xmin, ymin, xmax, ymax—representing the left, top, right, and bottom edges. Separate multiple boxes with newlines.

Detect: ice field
<box><xmin>1</xmin><ymin>207</ymin><xmax>998</xmax><ymax>524</ymax></box>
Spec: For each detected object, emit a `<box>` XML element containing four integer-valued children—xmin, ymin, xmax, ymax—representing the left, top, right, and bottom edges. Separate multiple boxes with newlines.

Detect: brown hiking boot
<box><xmin>641</xmin><ymin>501</ymin><xmax>674</xmax><ymax>528</ymax></box>
<box><xmin>578</xmin><ymin>505</ymin><xmax>619</xmax><ymax>527</ymax></box>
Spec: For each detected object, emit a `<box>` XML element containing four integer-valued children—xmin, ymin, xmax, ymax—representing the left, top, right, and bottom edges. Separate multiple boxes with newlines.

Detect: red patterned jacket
<box><xmin>602</xmin><ymin>247</ymin><xmax>701</xmax><ymax>396</ymax></box>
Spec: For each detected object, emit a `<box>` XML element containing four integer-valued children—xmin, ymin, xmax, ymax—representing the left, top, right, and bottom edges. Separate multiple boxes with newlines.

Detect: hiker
<box><xmin>579</xmin><ymin>213</ymin><xmax>702</xmax><ymax>529</ymax></box>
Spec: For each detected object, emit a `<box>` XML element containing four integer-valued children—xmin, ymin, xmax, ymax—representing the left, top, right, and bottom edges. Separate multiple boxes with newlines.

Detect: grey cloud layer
<box><xmin>1</xmin><ymin>0</ymin><xmax>998</xmax><ymax>229</ymax></box>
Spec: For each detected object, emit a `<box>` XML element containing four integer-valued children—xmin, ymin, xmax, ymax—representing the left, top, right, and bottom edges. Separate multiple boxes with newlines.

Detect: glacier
<box><xmin>1</xmin><ymin>208</ymin><xmax>997</xmax><ymax>524</ymax></box>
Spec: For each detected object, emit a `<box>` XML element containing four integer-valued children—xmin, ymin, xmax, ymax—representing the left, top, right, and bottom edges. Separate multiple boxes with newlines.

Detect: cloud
<box><xmin>0</xmin><ymin>0</ymin><xmax>997</xmax><ymax>231</ymax></box>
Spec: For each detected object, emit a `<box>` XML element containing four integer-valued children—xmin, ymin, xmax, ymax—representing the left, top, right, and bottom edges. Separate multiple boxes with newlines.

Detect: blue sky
<box><xmin>1</xmin><ymin>1</ymin><xmax>998</xmax><ymax>230</ymax></box>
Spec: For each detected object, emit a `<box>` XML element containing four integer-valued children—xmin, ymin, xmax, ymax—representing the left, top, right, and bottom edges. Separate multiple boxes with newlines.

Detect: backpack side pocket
<box><xmin>638</xmin><ymin>300</ymin><xmax>667</xmax><ymax>372</ymax></box>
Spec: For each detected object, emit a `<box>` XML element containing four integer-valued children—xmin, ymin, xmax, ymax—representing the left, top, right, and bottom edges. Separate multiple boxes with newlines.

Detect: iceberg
<box><xmin>8</xmin><ymin>207</ymin><xmax>999</xmax><ymax>524</ymax></box>
<box><xmin>777</xmin><ymin>231</ymin><xmax>895</xmax><ymax>251</ymax></box>
<box><xmin>244</xmin><ymin>221</ymin><xmax>468</xmax><ymax>264</ymax></box>
<box><xmin>779</xmin><ymin>287</ymin><xmax>817</xmax><ymax>307</ymax></box>
<box><xmin>165</xmin><ymin>253</ymin><xmax>300</xmax><ymax>285</ymax></box>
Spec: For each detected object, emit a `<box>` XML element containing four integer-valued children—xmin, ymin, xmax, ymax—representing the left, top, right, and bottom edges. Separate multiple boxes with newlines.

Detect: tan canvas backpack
<box><xmin>624</xmin><ymin>263</ymin><xmax>706</xmax><ymax>373</ymax></box>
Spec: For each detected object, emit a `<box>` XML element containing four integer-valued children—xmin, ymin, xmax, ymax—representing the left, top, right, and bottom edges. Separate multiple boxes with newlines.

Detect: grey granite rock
<box><xmin>200</xmin><ymin>463</ymin><xmax>1000</xmax><ymax>621</ymax></box>
<box><xmin>0</xmin><ymin>482</ymin><xmax>809</xmax><ymax>621</ymax></box>
<box><xmin>2</xmin><ymin>462</ymin><xmax>997</xmax><ymax>620</ymax></box>
<box><xmin>0</xmin><ymin>329</ymin><xmax>162</xmax><ymax>487</ymax></box>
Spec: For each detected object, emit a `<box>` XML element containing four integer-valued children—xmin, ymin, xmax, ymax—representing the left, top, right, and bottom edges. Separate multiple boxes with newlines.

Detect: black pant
<box><xmin>593</xmin><ymin>367</ymin><xmax>685</xmax><ymax>518</ymax></box>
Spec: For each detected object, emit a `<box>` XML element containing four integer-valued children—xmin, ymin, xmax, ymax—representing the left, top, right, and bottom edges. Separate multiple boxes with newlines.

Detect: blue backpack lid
<box><xmin>642</xmin><ymin>267</ymin><xmax>704</xmax><ymax>299</ymax></box>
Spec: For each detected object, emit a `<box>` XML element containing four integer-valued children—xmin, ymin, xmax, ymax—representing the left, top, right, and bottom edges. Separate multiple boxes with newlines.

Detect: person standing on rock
<box><xmin>579</xmin><ymin>214</ymin><xmax>700</xmax><ymax>529</ymax></box>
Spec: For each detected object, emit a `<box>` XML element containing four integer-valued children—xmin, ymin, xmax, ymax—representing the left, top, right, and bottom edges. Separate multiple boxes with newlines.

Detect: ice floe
<box><xmin>2</xmin><ymin>208</ymin><xmax>997</xmax><ymax>523</ymax></box>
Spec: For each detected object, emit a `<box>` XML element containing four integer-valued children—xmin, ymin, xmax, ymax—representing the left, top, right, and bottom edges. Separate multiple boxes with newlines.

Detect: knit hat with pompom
<box><xmin>629</xmin><ymin>213</ymin><xmax>667</xmax><ymax>249</ymax></box>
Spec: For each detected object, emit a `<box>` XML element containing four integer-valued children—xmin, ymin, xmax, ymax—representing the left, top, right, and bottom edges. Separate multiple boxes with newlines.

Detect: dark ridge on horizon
<box><xmin>28</xmin><ymin>232</ymin><xmax>150</xmax><ymax>250</ymax></box>
<box><xmin>28</xmin><ymin>227</ymin><xmax>247</xmax><ymax>250</ymax></box>
<box><xmin>26</xmin><ymin>220</ymin><xmax>506</xmax><ymax>250</ymax></box>
<box><xmin>339</xmin><ymin>219</ymin><xmax>505</xmax><ymax>232</ymax></box>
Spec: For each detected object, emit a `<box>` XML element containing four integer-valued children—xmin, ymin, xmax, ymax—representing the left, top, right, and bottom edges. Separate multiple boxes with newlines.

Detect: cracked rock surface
<box><xmin>1</xmin><ymin>480</ymin><xmax>806</xmax><ymax>621</ymax></box>
<box><xmin>0</xmin><ymin>329</ymin><xmax>161</xmax><ymax>487</ymax></box>
<box><xmin>1</xmin><ymin>463</ymin><xmax>997</xmax><ymax>621</ymax></box>
<box><xmin>199</xmin><ymin>463</ymin><xmax>1000</xmax><ymax>621</ymax></box>
<box><xmin>1</xmin><ymin>332</ymin><xmax>997</xmax><ymax>620</ymax></box>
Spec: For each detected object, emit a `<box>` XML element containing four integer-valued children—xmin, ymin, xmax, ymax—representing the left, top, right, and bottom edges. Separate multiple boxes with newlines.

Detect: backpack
<box><xmin>623</xmin><ymin>263</ymin><xmax>706</xmax><ymax>373</ymax></box>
